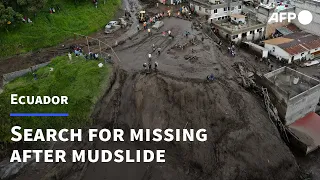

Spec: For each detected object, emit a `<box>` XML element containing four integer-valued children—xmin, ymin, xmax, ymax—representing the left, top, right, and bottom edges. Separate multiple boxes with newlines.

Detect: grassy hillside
<box><xmin>0</xmin><ymin>0</ymin><xmax>121</xmax><ymax>58</ymax></box>
<box><xmin>0</xmin><ymin>55</ymin><xmax>111</xmax><ymax>143</ymax></box>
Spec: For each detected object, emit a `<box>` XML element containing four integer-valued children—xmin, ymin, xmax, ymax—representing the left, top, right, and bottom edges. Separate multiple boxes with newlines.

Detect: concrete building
<box><xmin>212</xmin><ymin>14</ymin><xmax>266</xmax><ymax>43</ymax></box>
<box><xmin>264</xmin><ymin>32</ymin><xmax>320</xmax><ymax>63</ymax></box>
<box><xmin>291</xmin><ymin>0</ymin><xmax>320</xmax><ymax>36</ymax></box>
<box><xmin>254</xmin><ymin>3</ymin><xmax>296</xmax><ymax>37</ymax></box>
<box><xmin>189</xmin><ymin>0</ymin><xmax>242</xmax><ymax>22</ymax></box>
<box><xmin>159</xmin><ymin>0</ymin><xmax>183</xmax><ymax>5</ymax></box>
<box><xmin>263</xmin><ymin>67</ymin><xmax>320</xmax><ymax>125</ymax></box>
<box><xmin>260</xmin><ymin>67</ymin><xmax>320</xmax><ymax>153</ymax></box>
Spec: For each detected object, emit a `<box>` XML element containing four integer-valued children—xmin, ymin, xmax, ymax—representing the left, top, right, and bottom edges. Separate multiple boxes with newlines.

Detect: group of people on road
<box><xmin>141</xmin><ymin>12</ymin><xmax>165</xmax><ymax>31</ymax></box>
<box><xmin>143</xmin><ymin>44</ymin><xmax>161</xmax><ymax>73</ymax></box>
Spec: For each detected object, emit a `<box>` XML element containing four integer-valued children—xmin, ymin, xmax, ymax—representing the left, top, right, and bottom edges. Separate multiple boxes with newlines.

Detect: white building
<box><xmin>264</xmin><ymin>32</ymin><xmax>320</xmax><ymax>63</ymax></box>
<box><xmin>230</xmin><ymin>14</ymin><xmax>246</xmax><ymax>24</ymax></box>
<box><xmin>189</xmin><ymin>0</ymin><xmax>243</xmax><ymax>23</ymax></box>
<box><xmin>213</xmin><ymin>16</ymin><xmax>266</xmax><ymax>43</ymax></box>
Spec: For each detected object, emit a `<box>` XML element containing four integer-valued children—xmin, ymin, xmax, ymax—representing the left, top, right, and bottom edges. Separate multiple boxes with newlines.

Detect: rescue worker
<box><xmin>207</xmin><ymin>74</ymin><xmax>214</xmax><ymax>81</ymax></box>
<box><xmin>269</xmin><ymin>64</ymin><xmax>274</xmax><ymax>72</ymax></box>
<box><xmin>148</xmin><ymin>53</ymin><xmax>152</xmax><ymax>63</ymax></box>
<box><xmin>148</xmin><ymin>28</ymin><xmax>151</xmax><ymax>36</ymax></box>
<box><xmin>157</xmin><ymin>47</ymin><xmax>161</xmax><ymax>55</ymax></box>
<box><xmin>68</xmin><ymin>52</ymin><xmax>72</xmax><ymax>61</ymax></box>
<box><xmin>152</xmin><ymin>44</ymin><xmax>155</xmax><ymax>51</ymax></box>
<box><xmin>143</xmin><ymin>22</ymin><xmax>147</xmax><ymax>30</ymax></box>
<box><xmin>154</xmin><ymin>61</ymin><xmax>158</xmax><ymax>71</ymax></box>
<box><xmin>143</xmin><ymin>63</ymin><xmax>148</xmax><ymax>71</ymax></box>
<box><xmin>148</xmin><ymin>62</ymin><xmax>152</xmax><ymax>72</ymax></box>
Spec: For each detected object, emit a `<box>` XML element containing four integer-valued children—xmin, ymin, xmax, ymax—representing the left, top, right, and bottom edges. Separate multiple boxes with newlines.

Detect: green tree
<box><xmin>0</xmin><ymin>3</ymin><xmax>22</xmax><ymax>31</ymax></box>
<box><xmin>16</xmin><ymin>0</ymin><xmax>48</xmax><ymax>14</ymax></box>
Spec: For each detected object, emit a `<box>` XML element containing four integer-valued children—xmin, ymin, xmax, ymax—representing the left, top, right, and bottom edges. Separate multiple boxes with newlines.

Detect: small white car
<box><xmin>105</xmin><ymin>21</ymin><xmax>119</xmax><ymax>29</ymax></box>
<box><xmin>152</xmin><ymin>21</ymin><xmax>164</xmax><ymax>30</ymax></box>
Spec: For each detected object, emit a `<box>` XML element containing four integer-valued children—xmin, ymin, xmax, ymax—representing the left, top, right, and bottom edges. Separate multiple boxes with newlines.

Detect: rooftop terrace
<box><xmin>213</xmin><ymin>17</ymin><xmax>266</xmax><ymax>35</ymax></box>
<box><xmin>264</xmin><ymin>67</ymin><xmax>320</xmax><ymax>99</ymax></box>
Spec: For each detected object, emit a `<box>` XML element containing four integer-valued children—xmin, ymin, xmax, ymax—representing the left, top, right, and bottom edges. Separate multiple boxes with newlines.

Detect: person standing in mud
<box><xmin>148</xmin><ymin>62</ymin><xmax>152</xmax><ymax>72</ymax></box>
<box><xmin>148</xmin><ymin>53</ymin><xmax>152</xmax><ymax>63</ymax></box>
<box><xmin>154</xmin><ymin>62</ymin><xmax>158</xmax><ymax>71</ymax></box>
<box><xmin>143</xmin><ymin>63</ymin><xmax>148</xmax><ymax>72</ymax></box>
<box><xmin>157</xmin><ymin>47</ymin><xmax>161</xmax><ymax>55</ymax></box>
<box><xmin>152</xmin><ymin>44</ymin><xmax>156</xmax><ymax>51</ymax></box>
<box><xmin>148</xmin><ymin>28</ymin><xmax>151</xmax><ymax>36</ymax></box>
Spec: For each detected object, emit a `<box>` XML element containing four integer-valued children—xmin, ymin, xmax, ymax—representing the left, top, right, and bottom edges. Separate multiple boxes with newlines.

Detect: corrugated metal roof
<box><xmin>285</xmin><ymin>23</ymin><xmax>300</xmax><ymax>32</ymax></box>
<box><xmin>263</xmin><ymin>37</ymin><xmax>294</xmax><ymax>45</ymax></box>
<box><xmin>265</xmin><ymin>32</ymin><xmax>320</xmax><ymax>55</ymax></box>
<box><xmin>289</xmin><ymin>112</ymin><xmax>320</xmax><ymax>153</ymax></box>
<box><xmin>276</xmin><ymin>27</ymin><xmax>293</xmax><ymax>35</ymax></box>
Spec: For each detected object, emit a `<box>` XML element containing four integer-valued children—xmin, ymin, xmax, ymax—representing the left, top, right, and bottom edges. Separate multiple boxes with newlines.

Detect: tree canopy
<box><xmin>16</xmin><ymin>0</ymin><xmax>48</xmax><ymax>13</ymax></box>
<box><xmin>0</xmin><ymin>3</ymin><xmax>22</xmax><ymax>29</ymax></box>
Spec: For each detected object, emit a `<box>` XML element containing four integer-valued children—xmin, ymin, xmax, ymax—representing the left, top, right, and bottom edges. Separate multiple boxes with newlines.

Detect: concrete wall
<box><xmin>254</xmin><ymin>73</ymin><xmax>289</xmax><ymax>120</ymax></box>
<box><xmin>244</xmin><ymin>42</ymin><xmax>269</xmax><ymax>58</ymax></box>
<box><xmin>264</xmin><ymin>43</ymin><xmax>291</xmax><ymax>60</ymax></box>
<box><xmin>232</xmin><ymin>27</ymin><xmax>265</xmax><ymax>43</ymax></box>
<box><xmin>2</xmin><ymin>62</ymin><xmax>50</xmax><ymax>86</ymax></box>
<box><xmin>286</xmin><ymin>85</ymin><xmax>320</xmax><ymax>124</ymax></box>
<box><xmin>292</xmin><ymin>0</ymin><xmax>320</xmax><ymax>36</ymax></box>
<box><xmin>209</xmin><ymin>5</ymin><xmax>242</xmax><ymax>20</ymax></box>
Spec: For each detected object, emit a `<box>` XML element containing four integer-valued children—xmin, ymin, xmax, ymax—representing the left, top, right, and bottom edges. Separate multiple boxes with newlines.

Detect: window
<box><xmin>232</xmin><ymin>35</ymin><xmax>238</xmax><ymax>39</ymax></box>
<box><xmin>301</xmin><ymin>53</ymin><xmax>304</xmax><ymax>56</ymax></box>
<box><xmin>273</xmin><ymin>47</ymin><xmax>275</xmax><ymax>52</ymax></box>
<box><xmin>224</xmin><ymin>7</ymin><xmax>227</xmax><ymax>11</ymax></box>
<box><xmin>238</xmin><ymin>5</ymin><xmax>242</xmax><ymax>9</ymax></box>
<box><xmin>228</xmin><ymin>7</ymin><xmax>230</xmax><ymax>10</ymax></box>
<box><xmin>218</xmin><ymin>17</ymin><xmax>221</xmax><ymax>20</ymax></box>
<box><xmin>250</xmin><ymin>30</ymin><xmax>253</xmax><ymax>34</ymax></box>
<box><xmin>214</xmin><ymin>9</ymin><xmax>217</xmax><ymax>13</ymax></box>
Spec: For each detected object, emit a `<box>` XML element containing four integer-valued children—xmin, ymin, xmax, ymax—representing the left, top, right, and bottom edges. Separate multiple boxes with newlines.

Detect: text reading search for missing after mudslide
<box><xmin>9</xmin><ymin>94</ymin><xmax>208</xmax><ymax>163</ymax></box>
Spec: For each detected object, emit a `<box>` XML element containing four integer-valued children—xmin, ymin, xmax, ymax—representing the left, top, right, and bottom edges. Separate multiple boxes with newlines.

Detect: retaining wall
<box><xmin>2</xmin><ymin>62</ymin><xmax>50</xmax><ymax>86</ymax></box>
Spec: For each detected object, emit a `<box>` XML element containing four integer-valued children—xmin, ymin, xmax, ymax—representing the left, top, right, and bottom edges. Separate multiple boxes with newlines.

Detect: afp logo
<box><xmin>268</xmin><ymin>10</ymin><xmax>313</xmax><ymax>25</ymax></box>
